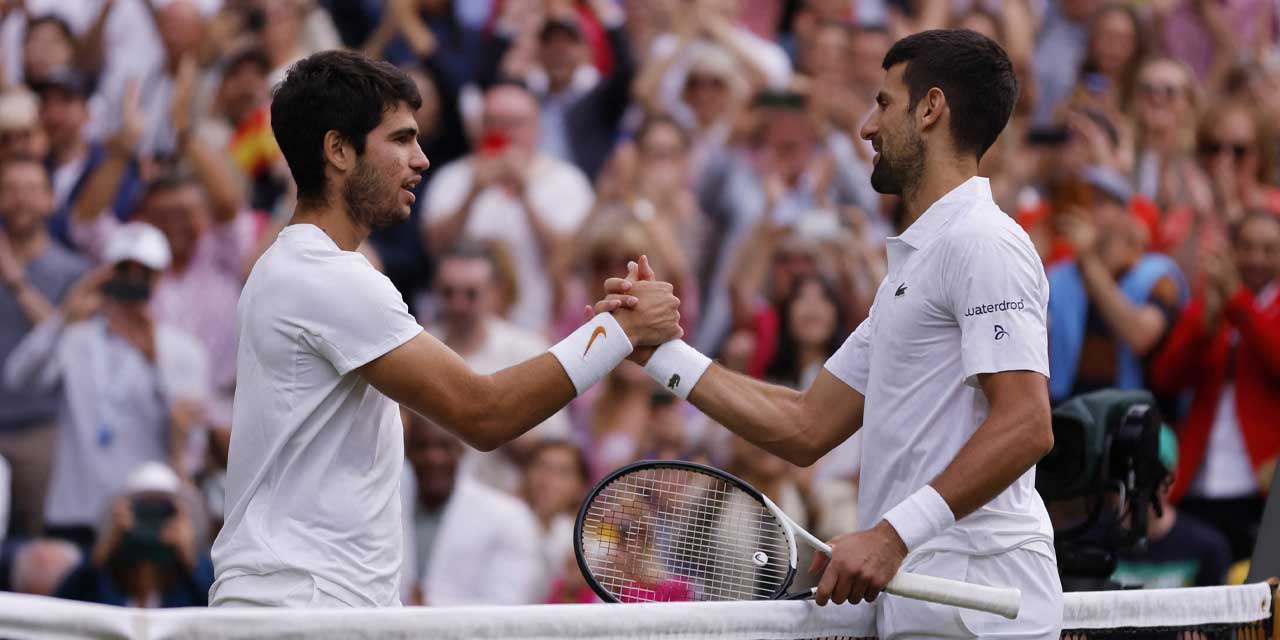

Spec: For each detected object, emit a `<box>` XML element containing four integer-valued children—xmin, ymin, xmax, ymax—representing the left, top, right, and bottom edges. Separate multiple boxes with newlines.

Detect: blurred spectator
<box><xmin>1111</xmin><ymin>427</ymin><xmax>1232</xmax><ymax>588</ymax></box>
<box><xmin>1031</xmin><ymin>0</ymin><xmax>1101</xmax><ymax>126</ymax></box>
<box><xmin>763</xmin><ymin>273</ymin><xmax>850</xmax><ymax>389</ymax></box>
<box><xmin>423</xmin><ymin>84</ymin><xmax>593</xmax><ymax>331</ymax></box>
<box><xmin>0</xmin><ymin>157</ymin><xmax>88</xmax><ymax>537</ymax></box>
<box><xmin>21</xmin><ymin>15</ymin><xmax>77</xmax><ymax>87</ymax></box>
<box><xmin>425</xmin><ymin>242</ymin><xmax>571</xmax><ymax>495</ymax></box>
<box><xmin>1047</xmin><ymin>166</ymin><xmax>1188</xmax><ymax>404</ymax></box>
<box><xmin>0</xmin><ymin>89</ymin><xmax>47</xmax><ymax>162</ymax></box>
<box><xmin>1149</xmin><ymin>211</ymin><xmax>1280</xmax><ymax>562</ymax></box>
<box><xmin>630</xmin><ymin>116</ymin><xmax>707</xmax><ymax>280</ymax></box>
<box><xmin>3</xmin><ymin>223</ymin><xmax>210</xmax><ymax>549</ymax></box>
<box><xmin>580</xmin><ymin>363</ymin><xmax>657</xmax><ymax>483</ymax></box>
<box><xmin>489</xmin><ymin>0</ymin><xmax>634</xmax><ymax>181</ymax></box>
<box><xmin>399</xmin><ymin>410</ymin><xmax>543</xmax><ymax>606</ymax></box>
<box><xmin>1076</xmin><ymin>3</ymin><xmax>1148</xmax><ymax>115</ymax></box>
<box><xmin>366</xmin><ymin>0</ymin><xmax>483</xmax><ymax>91</ymax></box>
<box><xmin>34</xmin><ymin>68</ymin><xmax>144</xmax><ymax>246</ymax></box>
<box><xmin>1194</xmin><ymin>101</ymin><xmax>1280</xmax><ymax>223</ymax></box>
<box><xmin>696</xmin><ymin>90</ymin><xmax>876</xmax><ymax>354</ymax></box>
<box><xmin>56</xmin><ymin>462</ymin><xmax>214</xmax><ymax>607</ymax></box>
<box><xmin>9</xmin><ymin>537</ymin><xmax>81</xmax><ymax>597</ymax></box>
<box><xmin>1154</xmin><ymin>0</ymin><xmax>1275</xmax><ymax>83</ymax></box>
<box><xmin>1130</xmin><ymin>57</ymin><xmax>1200</xmax><ymax>206</ymax></box>
<box><xmin>521</xmin><ymin>440</ymin><xmax>589</xmax><ymax>602</ymax></box>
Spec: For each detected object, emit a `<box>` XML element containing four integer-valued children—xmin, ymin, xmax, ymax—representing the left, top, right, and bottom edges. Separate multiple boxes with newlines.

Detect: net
<box><xmin>0</xmin><ymin>583</ymin><xmax>1272</xmax><ymax>640</ymax></box>
<box><xmin>578</xmin><ymin>464</ymin><xmax>794</xmax><ymax>602</ymax></box>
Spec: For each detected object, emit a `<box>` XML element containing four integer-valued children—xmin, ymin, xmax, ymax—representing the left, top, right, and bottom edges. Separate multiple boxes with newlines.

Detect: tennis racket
<box><xmin>574</xmin><ymin>460</ymin><xmax>1021</xmax><ymax>619</ymax></box>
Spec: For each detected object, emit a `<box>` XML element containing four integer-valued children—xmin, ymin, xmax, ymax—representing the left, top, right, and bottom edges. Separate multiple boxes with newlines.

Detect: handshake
<box><xmin>586</xmin><ymin>255</ymin><xmax>682</xmax><ymax>364</ymax></box>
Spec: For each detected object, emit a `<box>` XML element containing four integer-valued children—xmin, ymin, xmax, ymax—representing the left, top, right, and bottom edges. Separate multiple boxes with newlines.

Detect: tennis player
<box><xmin>209</xmin><ymin>51</ymin><xmax>682</xmax><ymax>608</ymax></box>
<box><xmin>601</xmin><ymin>30</ymin><xmax>1062</xmax><ymax>637</ymax></box>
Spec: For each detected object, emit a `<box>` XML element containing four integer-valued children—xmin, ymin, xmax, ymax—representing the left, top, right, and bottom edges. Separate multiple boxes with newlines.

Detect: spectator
<box><xmin>521</xmin><ymin>440</ymin><xmax>589</xmax><ymax>601</ymax></box>
<box><xmin>1048</xmin><ymin>165</ymin><xmax>1188</xmax><ymax>404</ymax></box>
<box><xmin>763</xmin><ymin>273</ymin><xmax>850</xmax><ymax>389</ymax></box>
<box><xmin>21</xmin><ymin>15</ymin><xmax>77</xmax><ymax>87</ymax></box>
<box><xmin>630</xmin><ymin>116</ymin><xmax>708</xmax><ymax>280</ymax></box>
<box><xmin>9</xmin><ymin>537</ymin><xmax>82</xmax><ymax>597</ymax></box>
<box><xmin>0</xmin><ymin>89</ymin><xmax>46</xmax><ymax>163</ymax></box>
<box><xmin>1031</xmin><ymin>0</ymin><xmax>1102</xmax><ymax>126</ymax></box>
<box><xmin>1130</xmin><ymin>57</ymin><xmax>1200</xmax><ymax>206</ymax></box>
<box><xmin>1111</xmin><ymin>427</ymin><xmax>1232</xmax><ymax>588</ymax></box>
<box><xmin>56</xmin><ymin>462</ymin><xmax>214</xmax><ymax>608</ymax></box>
<box><xmin>425</xmin><ymin>242</ymin><xmax>571</xmax><ymax>495</ymax></box>
<box><xmin>491</xmin><ymin>1</ymin><xmax>635</xmax><ymax>181</ymax></box>
<box><xmin>34</xmin><ymin>68</ymin><xmax>144</xmax><ymax>246</ymax></box>
<box><xmin>399</xmin><ymin>410</ymin><xmax>543</xmax><ymax>606</ymax></box>
<box><xmin>0</xmin><ymin>156</ymin><xmax>89</xmax><ymax>537</ymax></box>
<box><xmin>197</xmin><ymin>47</ymin><xmax>286</xmax><ymax>215</ymax></box>
<box><xmin>1194</xmin><ymin>101</ymin><xmax>1280</xmax><ymax>223</ymax></box>
<box><xmin>423</xmin><ymin>83</ymin><xmax>593</xmax><ymax>331</ymax></box>
<box><xmin>367</xmin><ymin>0</ymin><xmax>483</xmax><ymax>91</ymax></box>
<box><xmin>1149</xmin><ymin>211</ymin><xmax>1280</xmax><ymax>562</ymax></box>
<box><xmin>2</xmin><ymin>222</ymin><xmax>210</xmax><ymax>549</ymax></box>
<box><xmin>1077</xmin><ymin>3</ymin><xmax>1149</xmax><ymax>114</ymax></box>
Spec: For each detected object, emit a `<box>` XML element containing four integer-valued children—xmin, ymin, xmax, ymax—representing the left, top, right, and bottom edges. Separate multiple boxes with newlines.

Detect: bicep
<box><xmin>800</xmin><ymin>368</ymin><xmax>866</xmax><ymax>455</ymax></box>
<box><xmin>359</xmin><ymin>332</ymin><xmax>488</xmax><ymax>433</ymax></box>
<box><xmin>976</xmin><ymin>370</ymin><xmax>1052</xmax><ymax>437</ymax></box>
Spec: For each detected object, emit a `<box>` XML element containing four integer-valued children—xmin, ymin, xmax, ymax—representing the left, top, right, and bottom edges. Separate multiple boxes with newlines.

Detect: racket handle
<box><xmin>886</xmin><ymin>572</ymin><xmax>1021</xmax><ymax>619</ymax></box>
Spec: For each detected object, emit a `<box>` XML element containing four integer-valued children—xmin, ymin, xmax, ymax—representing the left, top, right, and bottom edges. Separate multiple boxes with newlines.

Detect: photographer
<box><xmin>56</xmin><ymin>462</ymin><xmax>213</xmax><ymax>607</ymax></box>
<box><xmin>2</xmin><ymin>222</ymin><xmax>210</xmax><ymax>549</ymax></box>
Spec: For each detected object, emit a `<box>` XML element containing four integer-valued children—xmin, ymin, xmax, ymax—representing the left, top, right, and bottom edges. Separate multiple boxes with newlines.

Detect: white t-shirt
<box><xmin>423</xmin><ymin>154</ymin><xmax>593</xmax><ymax>331</ymax></box>
<box><xmin>824</xmin><ymin>177</ymin><xmax>1056</xmax><ymax>558</ymax></box>
<box><xmin>428</xmin><ymin>318</ymin><xmax>571</xmax><ymax>494</ymax></box>
<box><xmin>211</xmin><ymin>224</ymin><xmax>424</xmax><ymax>608</ymax></box>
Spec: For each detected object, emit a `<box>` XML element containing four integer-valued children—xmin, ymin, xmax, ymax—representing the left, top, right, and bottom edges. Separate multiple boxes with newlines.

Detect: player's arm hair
<box><xmin>929</xmin><ymin>370</ymin><xmax>1053</xmax><ymax>521</ymax></box>
<box><xmin>686</xmin><ymin>366</ymin><xmax>864</xmax><ymax>467</ymax></box>
<box><xmin>359</xmin><ymin>332</ymin><xmax>575</xmax><ymax>452</ymax></box>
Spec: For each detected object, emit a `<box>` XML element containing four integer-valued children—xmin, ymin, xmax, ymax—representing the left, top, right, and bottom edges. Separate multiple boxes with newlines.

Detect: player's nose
<box><xmin>411</xmin><ymin>144</ymin><xmax>430</xmax><ymax>172</ymax></box>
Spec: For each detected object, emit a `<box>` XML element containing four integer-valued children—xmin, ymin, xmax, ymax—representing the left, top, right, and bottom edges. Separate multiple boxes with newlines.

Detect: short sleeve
<box><xmin>946</xmin><ymin>231</ymin><xmax>1050</xmax><ymax>387</ymax></box>
<box><xmin>297</xmin><ymin>257</ymin><xmax>424</xmax><ymax>375</ymax></box>
<box><xmin>823</xmin><ymin>309</ymin><xmax>874</xmax><ymax>394</ymax></box>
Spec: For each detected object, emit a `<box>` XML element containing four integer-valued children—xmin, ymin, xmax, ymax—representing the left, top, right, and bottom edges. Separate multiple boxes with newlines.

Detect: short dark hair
<box><xmin>222</xmin><ymin>47</ymin><xmax>271</xmax><ymax>78</ymax></box>
<box><xmin>270</xmin><ymin>50</ymin><xmax>422</xmax><ymax>205</ymax></box>
<box><xmin>881</xmin><ymin>29</ymin><xmax>1018</xmax><ymax>159</ymax></box>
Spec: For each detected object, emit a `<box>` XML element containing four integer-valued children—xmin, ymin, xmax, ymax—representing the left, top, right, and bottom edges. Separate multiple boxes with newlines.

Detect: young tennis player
<box><xmin>599</xmin><ymin>30</ymin><xmax>1063</xmax><ymax>638</ymax></box>
<box><xmin>209</xmin><ymin>51</ymin><xmax>682</xmax><ymax>608</ymax></box>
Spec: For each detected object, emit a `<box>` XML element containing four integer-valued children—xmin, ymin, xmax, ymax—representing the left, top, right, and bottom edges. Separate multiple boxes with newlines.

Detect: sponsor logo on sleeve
<box><xmin>964</xmin><ymin>298</ymin><xmax>1026</xmax><ymax>317</ymax></box>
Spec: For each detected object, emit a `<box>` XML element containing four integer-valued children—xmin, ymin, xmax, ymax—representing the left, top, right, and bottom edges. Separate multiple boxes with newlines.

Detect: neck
<box><xmin>899</xmin><ymin>157</ymin><xmax>978</xmax><ymax>228</ymax></box>
<box><xmin>444</xmin><ymin>317</ymin><xmax>489</xmax><ymax>355</ymax></box>
<box><xmin>51</xmin><ymin>139</ymin><xmax>87</xmax><ymax>167</ymax></box>
<box><xmin>289</xmin><ymin>200</ymin><xmax>368</xmax><ymax>251</ymax></box>
<box><xmin>9</xmin><ymin>227</ymin><xmax>47</xmax><ymax>265</ymax></box>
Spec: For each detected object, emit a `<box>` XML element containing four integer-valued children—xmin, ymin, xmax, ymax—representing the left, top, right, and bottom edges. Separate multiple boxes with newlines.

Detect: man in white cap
<box><xmin>3</xmin><ymin>222</ymin><xmax>210</xmax><ymax>549</ymax></box>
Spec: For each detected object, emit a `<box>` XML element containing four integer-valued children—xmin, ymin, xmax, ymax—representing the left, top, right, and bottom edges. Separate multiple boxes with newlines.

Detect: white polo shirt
<box><xmin>824</xmin><ymin>177</ymin><xmax>1055</xmax><ymax>558</ymax></box>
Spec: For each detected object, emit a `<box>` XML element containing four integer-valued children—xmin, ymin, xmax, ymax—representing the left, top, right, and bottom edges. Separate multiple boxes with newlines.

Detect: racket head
<box><xmin>574</xmin><ymin>460</ymin><xmax>798</xmax><ymax>603</ymax></box>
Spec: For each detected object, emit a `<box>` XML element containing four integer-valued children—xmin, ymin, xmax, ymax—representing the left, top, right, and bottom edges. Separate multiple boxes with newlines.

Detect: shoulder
<box><xmin>535</xmin><ymin>155</ymin><xmax>592</xmax><ymax>193</ymax></box>
<box><xmin>938</xmin><ymin>205</ymin><xmax>1041</xmax><ymax>270</ymax></box>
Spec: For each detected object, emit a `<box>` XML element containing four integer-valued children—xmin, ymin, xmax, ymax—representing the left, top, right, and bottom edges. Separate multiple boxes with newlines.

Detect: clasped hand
<box><xmin>584</xmin><ymin>255</ymin><xmax>681</xmax><ymax>361</ymax></box>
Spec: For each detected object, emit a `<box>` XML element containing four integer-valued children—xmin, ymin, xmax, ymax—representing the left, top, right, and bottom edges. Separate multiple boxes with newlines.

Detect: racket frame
<box><xmin>574</xmin><ymin>459</ymin><xmax>803</xmax><ymax>603</ymax></box>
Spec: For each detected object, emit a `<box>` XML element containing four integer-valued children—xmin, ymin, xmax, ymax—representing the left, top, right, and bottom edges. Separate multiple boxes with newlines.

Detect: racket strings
<box><xmin>580</xmin><ymin>467</ymin><xmax>793</xmax><ymax>602</ymax></box>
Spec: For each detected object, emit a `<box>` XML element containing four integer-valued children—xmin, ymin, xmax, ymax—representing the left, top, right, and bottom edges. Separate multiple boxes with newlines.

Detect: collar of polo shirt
<box><xmin>894</xmin><ymin>177</ymin><xmax>993</xmax><ymax>250</ymax></box>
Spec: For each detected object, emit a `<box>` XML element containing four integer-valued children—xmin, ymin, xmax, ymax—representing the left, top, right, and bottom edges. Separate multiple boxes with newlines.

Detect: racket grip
<box><xmin>886</xmin><ymin>572</ymin><xmax>1021</xmax><ymax>620</ymax></box>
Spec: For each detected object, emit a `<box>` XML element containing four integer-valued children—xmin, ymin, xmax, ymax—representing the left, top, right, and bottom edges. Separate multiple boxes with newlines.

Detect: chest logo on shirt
<box><xmin>895</xmin><ymin>283</ymin><xmax>907</xmax><ymax>297</ymax></box>
<box><xmin>994</xmin><ymin>325</ymin><xmax>1009</xmax><ymax>340</ymax></box>
<box><xmin>583</xmin><ymin>326</ymin><xmax>607</xmax><ymax>357</ymax></box>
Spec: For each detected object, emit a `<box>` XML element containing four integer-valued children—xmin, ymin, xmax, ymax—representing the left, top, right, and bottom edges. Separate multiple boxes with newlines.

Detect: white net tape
<box><xmin>0</xmin><ymin>583</ymin><xmax>1271</xmax><ymax>640</ymax></box>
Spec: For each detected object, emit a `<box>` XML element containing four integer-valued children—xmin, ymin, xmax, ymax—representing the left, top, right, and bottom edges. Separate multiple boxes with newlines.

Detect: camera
<box><xmin>1036</xmin><ymin>389</ymin><xmax>1164</xmax><ymax>591</ymax></box>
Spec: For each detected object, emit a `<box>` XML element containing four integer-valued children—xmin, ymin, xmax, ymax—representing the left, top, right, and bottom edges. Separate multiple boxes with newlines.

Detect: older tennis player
<box><xmin>210</xmin><ymin>51</ymin><xmax>681</xmax><ymax>608</ymax></box>
<box><xmin>601</xmin><ymin>30</ymin><xmax>1062</xmax><ymax>638</ymax></box>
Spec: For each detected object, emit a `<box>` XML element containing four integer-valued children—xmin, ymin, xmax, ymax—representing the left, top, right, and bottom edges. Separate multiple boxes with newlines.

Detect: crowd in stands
<box><xmin>0</xmin><ymin>0</ymin><xmax>1276</xmax><ymax>608</ymax></box>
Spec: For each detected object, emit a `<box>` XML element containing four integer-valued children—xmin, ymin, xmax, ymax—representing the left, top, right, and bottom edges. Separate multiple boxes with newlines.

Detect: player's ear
<box><xmin>917</xmin><ymin>87</ymin><xmax>947</xmax><ymax>132</ymax></box>
<box><xmin>323</xmin><ymin>130</ymin><xmax>357</xmax><ymax>173</ymax></box>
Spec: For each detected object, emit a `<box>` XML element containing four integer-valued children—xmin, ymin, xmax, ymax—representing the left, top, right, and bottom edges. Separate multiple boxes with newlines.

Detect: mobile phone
<box><xmin>1027</xmin><ymin>127</ymin><xmax>1070</xmax><ymax>146</ymax></box>
<box><xmin>479</xmin><ymin>131</ymin><xmax>510</xmax><ymax>155</ymax></box>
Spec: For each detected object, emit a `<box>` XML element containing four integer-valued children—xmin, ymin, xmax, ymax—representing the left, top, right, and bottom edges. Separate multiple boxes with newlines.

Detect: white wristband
<box><xmin>644</xmin><ymin>340</ymin><xmax>712</xmax><ymax>399</ymax></box>
<box><xmin>549</xmin><ymin>312</ymin><xmax>634</xmax><ymax>395</ymax></box>
<box><xmin>882</xmin><ymin>485</ymin><xmax>955</xmax><ymax>552</ymax></box>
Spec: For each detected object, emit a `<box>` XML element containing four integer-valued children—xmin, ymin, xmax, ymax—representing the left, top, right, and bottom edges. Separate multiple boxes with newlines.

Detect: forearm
<box><xmin>930</xmin><ymin>393</ymin><xmax>1052</xmax><ymax>522</ymax></box>
<box><xmin>426</xmin><ymin>188</ymin><xmax>480</xmax><ymax>254</ymax></box>
<box><xmin>5</xmin><ymin>281</ymin><xmax>56</xmax><ymax>326</ymax></box>
<box><xmin>1079</xmin><ymin>255</ymin><xmax>1167</xmax><ymax>354</ymax></box>
<box><xmin>181</xmin><ymin>134</ymin><xmax>245</xmax><ymax>223</ymax></box>
<box><xmin>687</xmin><ymin>365</ymin><xmax>823</xmax><ymax>466</ymax></box>
<box><xmin>71</xmin><ymin>153</ymin><xmax>130</xmax><ymax>224</ymax></box>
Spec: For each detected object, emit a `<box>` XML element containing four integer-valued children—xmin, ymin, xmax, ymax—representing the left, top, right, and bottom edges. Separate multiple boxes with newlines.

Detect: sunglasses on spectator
<box><xmin>440</xmin><ymin>286</ymin><xmax>481</xmax><ymax>302</ymax></box>
<box><xmin>1199</xmin><ymin>141</ymin><xmax>1253</xmax><ymax>160</ymax></box>
<box><xmin>686</xmin><ymin>75</ymin><xmax>728</xmax><ymax>90</ymax></box>
<box><xmin>1139</xmin><ymin>82</ymin><xmax>1181</xmax><ymax>102</ymax></box>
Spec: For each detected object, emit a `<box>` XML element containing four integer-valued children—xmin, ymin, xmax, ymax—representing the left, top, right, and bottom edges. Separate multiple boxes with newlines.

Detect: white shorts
<box><xmin>876</xmin><ymin>546</ymin><xmax>1063</xmax><ymax>639</ymax></box>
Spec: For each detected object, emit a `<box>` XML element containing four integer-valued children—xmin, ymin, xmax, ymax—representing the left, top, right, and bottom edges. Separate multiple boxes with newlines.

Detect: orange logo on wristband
<box><xmin>583</xmin><ymin>326</ymin><xmax>606</xmax><ymax>357</ymax></box>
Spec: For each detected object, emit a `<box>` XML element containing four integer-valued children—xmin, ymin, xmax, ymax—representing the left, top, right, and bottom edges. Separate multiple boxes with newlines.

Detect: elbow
<box><xmin>1029</xmin><ymin>404</ymin><xmax>1055</xmax><ymax>462</ymax></box>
